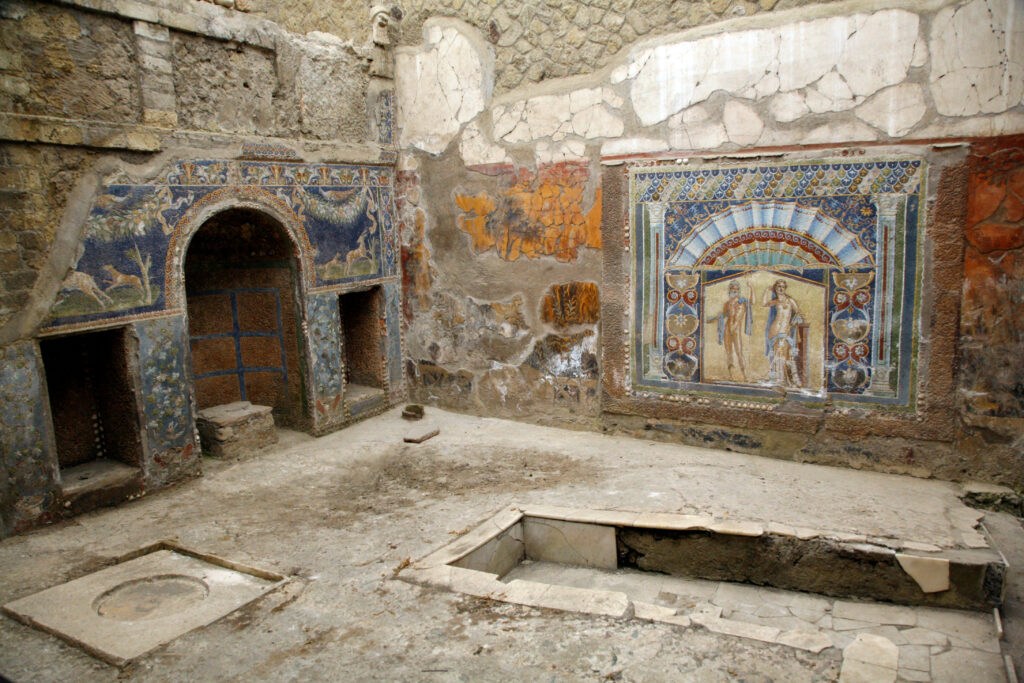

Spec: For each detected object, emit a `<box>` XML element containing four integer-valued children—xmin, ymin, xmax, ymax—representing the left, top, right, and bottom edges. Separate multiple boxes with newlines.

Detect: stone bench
<box><xmin>196</xmin><ymin>401</ymin><xmax>277</xmax><ymax>459</ymax></box>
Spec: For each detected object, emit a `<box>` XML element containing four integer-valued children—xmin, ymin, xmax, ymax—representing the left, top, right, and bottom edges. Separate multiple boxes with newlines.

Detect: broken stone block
<box><xmin>402</xmin><ymin>404</ymin><xmax>424</xmax><ymax>420</ymax></box>
<box><xmin>403</xmin><ymin>423</ymin><xmax>439</xmax><ymax>443</ymax></box>
<box><xmin>196</xmin><ymin>402</ymin><xmax>277</xmax><ymax>459</ymax></box>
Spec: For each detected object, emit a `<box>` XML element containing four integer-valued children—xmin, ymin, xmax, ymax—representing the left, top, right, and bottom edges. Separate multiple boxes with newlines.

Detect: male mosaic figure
<box><xmin>762</xmin><ymin>279</ymin><xmax>803</xmax><ymax>387</ymax></box>
<box><xmin>708</xmin><ymin>280</ymin><xmax>753</xmax><ymax>381</ymax></box>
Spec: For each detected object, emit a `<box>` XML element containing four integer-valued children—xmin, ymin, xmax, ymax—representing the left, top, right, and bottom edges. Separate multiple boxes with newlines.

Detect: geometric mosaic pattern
<box><xmin>631</xmin><ymin>159</ymin><xmax>924</xmax><ymax>407</ymax></box>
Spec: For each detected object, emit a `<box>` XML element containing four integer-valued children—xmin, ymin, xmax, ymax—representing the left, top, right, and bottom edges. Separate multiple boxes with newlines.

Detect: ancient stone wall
<box><xmin>394</xmin><ymin>0</ymin><xmax>1024</xmax><ymax>484</ymax></box>
<box><xmin>251</xmin><ymin>0</ymin><xmax>845</xmax><ymax>95</ymax></box>
<box><xmin>0</xmin><ymin>0</ymin><xmax>401</xmax><ymax>535</ymax></box>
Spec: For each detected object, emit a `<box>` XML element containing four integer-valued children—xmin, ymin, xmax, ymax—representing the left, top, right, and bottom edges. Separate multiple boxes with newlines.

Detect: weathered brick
<box><xmin>133</xmin><ymin>19</ymin><xmax>170</xmax><ymax>41</ymax></box>
<box><xmin>141</xmin><ymin>89</ymin><xmax>176</xmax><ymax>110</ymax></box>
<box><xmin>135</xmin><ymin>35</ymin><xmax>173</xmax><ymax>58</ymax></box>
<box><xmin>17</xmin><ymin>231</ymin><xmax>45</xmax><ymax>252</ymax></box>
<box><xmin>0</xmin><ymin>75</ymin><xmax>30</xmax><ymax>97</ymax></box>
<box><xmin>138</xmin><ymin>52</ymin><xmax>173</xmax><ymax>75</ymax></box>
<box><xmin>0</xmin><ymin>50</ymin><xmax>23</xmax><ymax>71</ymax></box>
<box><xmin>0</xmin><ymin>252</ymin><xmax>20</xmax><ymax>270</ymax></box>
<box><xmin>2</xmin><ymin>270</ymin><xmax>37</xmax><ymax>290</ymax></box>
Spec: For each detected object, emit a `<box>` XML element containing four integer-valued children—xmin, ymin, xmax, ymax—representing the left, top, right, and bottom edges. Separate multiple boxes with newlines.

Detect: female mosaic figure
<box><xmin>762</xmin><ymin>279</ymin><xmax>803</xmax><ymax>387</ymax></box>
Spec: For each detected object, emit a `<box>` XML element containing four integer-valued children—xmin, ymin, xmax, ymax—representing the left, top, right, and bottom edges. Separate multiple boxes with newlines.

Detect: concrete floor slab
<box><xmin>0</xmin><ymin>407</ymin><xmax>1018</xmax><ymax>681</ymax></box>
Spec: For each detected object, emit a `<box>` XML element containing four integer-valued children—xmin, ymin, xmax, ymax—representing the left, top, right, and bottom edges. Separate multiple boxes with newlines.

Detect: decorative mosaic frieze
<box><xmin>46</xmin><ymin>160</ymin><xmax>397</xmax><ymax>331</ymax></box>
<box><xmin>630</xmin><ymin>159</ymin><xmax>924</xmax><ymax>407</ymax></box>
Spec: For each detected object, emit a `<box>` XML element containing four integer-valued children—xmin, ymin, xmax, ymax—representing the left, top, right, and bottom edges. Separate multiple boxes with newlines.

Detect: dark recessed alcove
<box><xmin>339</xmin><ymin>286</ymin><xmax>384</xmax><ymax>403</ymax></box>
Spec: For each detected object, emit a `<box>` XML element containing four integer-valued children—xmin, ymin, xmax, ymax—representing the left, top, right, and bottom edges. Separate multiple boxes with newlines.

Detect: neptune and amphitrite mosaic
<box><xmin>630</xmin><ymin>159</ymin><xmax>923</xmax><ymax>408</ymax></box>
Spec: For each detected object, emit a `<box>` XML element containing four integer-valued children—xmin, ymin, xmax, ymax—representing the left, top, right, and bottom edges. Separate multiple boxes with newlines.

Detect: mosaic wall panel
<box><xmin>46</xmin><ymin>160</ymin><xmax>397</xmax><ymax>330</ymax></box>
<box><xmin>136</xmin><ymin>316</ymin><xmax>196</xmax><ymax>455</ymax></box>
<box><xmin>384</xmin><ymin>280</ymin><xmax>404</xmax><ymax>395</ymax></box>
<box><xmin>630</xmin><ymin>159</ymin><xmax>924</xmax><ymax>407</ymax></box>
<box><xmin>0</xmin><ymin>342</ymin><xmax>57</xmax><ymax>533</ymax></box>
<box><xmin>307</xmin><ymin>292</ymin><xmax>344</xmax><ymax>419</ymax></box>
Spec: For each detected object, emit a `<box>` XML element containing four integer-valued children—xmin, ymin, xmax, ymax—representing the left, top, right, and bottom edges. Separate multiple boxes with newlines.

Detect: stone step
<box><xmin>196</xmin><ymin>401</ymin><xmax>277</xmax><ymax>459</ymax></box>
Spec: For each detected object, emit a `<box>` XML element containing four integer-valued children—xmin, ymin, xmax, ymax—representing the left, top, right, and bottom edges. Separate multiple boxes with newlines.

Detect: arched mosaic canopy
<box><xmin>668</xmin><ymin>201</ymin><xmax>873</xmax><ymax>269</ymax></box>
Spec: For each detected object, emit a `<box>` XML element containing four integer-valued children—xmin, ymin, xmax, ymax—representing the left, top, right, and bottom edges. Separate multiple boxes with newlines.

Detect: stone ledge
<box><xmin>0</xmin><ymin>112</ymin><xmax>394</xmax><ymax>163</ymax></box>
<box><xmin>0</xmin><ymin>113</ymin><xmax>162</xmax><ymax>151</ymax></box>
<box><xmin>53</xmin><ymin>0</ymin><xmax>281</xmax><ymax>50</ymax></box>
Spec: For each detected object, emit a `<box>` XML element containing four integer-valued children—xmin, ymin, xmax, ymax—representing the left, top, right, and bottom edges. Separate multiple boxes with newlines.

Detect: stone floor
<box><xmin>0</xmin><ymin>407</ymin><xmax>1020</xmax><ymax>682</ymax></box>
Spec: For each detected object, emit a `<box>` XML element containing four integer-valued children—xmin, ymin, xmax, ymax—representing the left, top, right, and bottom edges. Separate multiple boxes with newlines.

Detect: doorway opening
<box><xmin>339</xmin><ymin>286</ymin><xmax>385</xmax><ymax>406</ymax></box>
<box><xmin>40</xmin><ymin>326</ymin><xmax>143</xmax><ymax>510</ymax></box>
<box><xmin>185</xmin><ymin>209</ymin><xmax>305</xmax><ymax>427</ymax></box>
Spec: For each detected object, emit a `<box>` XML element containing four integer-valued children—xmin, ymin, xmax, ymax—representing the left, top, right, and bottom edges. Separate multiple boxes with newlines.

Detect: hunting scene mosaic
<box><xmin>630</xmin><ymin>159</ymin><xmax>924</xmax><ymax>407</ymax></box>
<box><xmin>46</xmin><ymin>160</ymin><xmax>397</xmax><ymax>329</ymax></box>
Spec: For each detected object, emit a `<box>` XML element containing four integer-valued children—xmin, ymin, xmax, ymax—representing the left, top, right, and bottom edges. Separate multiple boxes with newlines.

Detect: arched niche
<box><xmin>182</xmin><ymin>204</ymin><xmax>309</xmax><ymax>427</ymax></box>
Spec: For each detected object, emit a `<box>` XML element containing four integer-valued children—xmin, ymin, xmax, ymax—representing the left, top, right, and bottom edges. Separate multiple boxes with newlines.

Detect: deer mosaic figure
<box><xmin>345</xmin><ymin>232</ymin><xmax>371</xmax><ymax>271</ymax></box>
<box><xmin>101</xmin><ymin>265</ymin><xmax>142</xmax><ymax>294</ymax></box>
<box><xmin>61</xmin><ymin>270</ymin><xmax>113</xmax><ymax>307</ymax></box>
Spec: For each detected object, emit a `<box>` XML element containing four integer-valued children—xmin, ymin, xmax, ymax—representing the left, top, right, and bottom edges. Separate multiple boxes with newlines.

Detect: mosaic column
<box><xmin>646</xmin><ymin>202</ymin><xmax>667</xmax><ymax>379</ymax></box>
<box><xmin>868</xmin><ymin>195</ymin><xmax>901</xmax><ymax>396</ymax></box>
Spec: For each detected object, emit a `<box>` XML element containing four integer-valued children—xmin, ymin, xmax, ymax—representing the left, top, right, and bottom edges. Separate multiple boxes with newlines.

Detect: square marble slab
<box><xmin>3</xmin><ymin>546</ymin><xmax>286</xmax><ymax>666</ymax></box>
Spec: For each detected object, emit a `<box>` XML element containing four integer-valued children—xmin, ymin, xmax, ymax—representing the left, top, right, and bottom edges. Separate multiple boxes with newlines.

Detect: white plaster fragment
<box><xmin>841</xmin><ymin>634</ymin><xmax>900</xmax><ymax>681</ymax></box>
<box><xmin>520</xmin><ymin>94</ymin><xmax>571</xmax><ymax>142</ymax></box>
<box><xmin>722</xmin><ymin>100</ymin><xmax>764</xmax><ymax>147</ymax></box>
<box><xmin>814</xmin><ymin>71</ymin><xmax>854</xmax><ymax>108</ymax></box>
<box><xmin>855</xmin><ymin>83</ymin><xmax>927</xmax><ymax>137</ymax></box>
<box><xmin>896</xmin><ymin>554</ymin><xmax>950</xmax><ymax>593</ymax></box>
<box><xmin>631</xmin><ymin>28</ymin><xmax>778</xmax><ymax>126</ymax></box>
<box><xmin>837</xmin><ymin>9</ymin><xmax>919</xmax><ymax>97</ymax></box>
<box><xmin>754</xmin><ymin>72</ymin><xmax>780</xmax><ymax>99</ymax></box>
<box><xmin>929</xmin><ymin>0</ymin><xmax>1024</xmax><ymax>116</ymax></box>
<box><xmin>632</xmin><ymin>601</ymin><xmax>678</xmax><ymax>621</ymax></box>
<box><xmin>694</xmin><ymin>614</ymin><xmax>781</xmax><ymax>644</ymax></box>
<box><xmin>569</xmin><ymin>88</ymin><xmax>603</xmax><ymax>114</ymax></box>
<box><xmin>668</xmin><ymin>107</ymin><xmax>728</xmax><ymax>151</ymax></box>
<box><xmin>776</xmin><ymin>629</ymin><xmax>833</xmax><ymax>653</ymax></box>
<box><xmin>492</xmin><ymin>101</ymin><xmax>524</xmax><ymax>140</ymax></box>
<box><xmin>682</xmin><ymin>105</ymin><xmax>711</xmax><ymax>124</ymax></box>
<box><xmin>776</xmin><ymin>14</ymin><xmax>851</xmax><ymax>91</ymax></box>
<box><xmin>839</xmin><ymin>660</ymin><xmax>896</xmax><ymax>683</ymax></box>
<box><xmin>572</xmin><ymin>104</ymin><xmax>624</xmax><ymax>139</ymax></box>
<box><xmin>602</xmin><ymin>87</ymin><xmax>624</xmax><ymax>109</ymax></box>
<box><xmin>396</xmin><ymin>21</ymin><xmax>494</xmax><ymax>154</ymax></box>
<box><xmin>535</xmin><ymin>140</ymin><xmax>587</xmax><ymax>165</ymax></box>
<box><xmin>459</xmin><ymin>121</ymin><xmax>509</xmax><ymax>167</ymax></box>
<box><xmin>802</xmin><ymin>121</ymin><xmax>878</xmax><ymax>145</ymax></box>
<box><xmin>600</xmin><ymin>137</ymin><xmax>669</xmax><ymax>156</ymax></box>
<box><xmin>833</xmin><ymin>600</ymin><xmax>916</xmax><ymax>627</ymax></box>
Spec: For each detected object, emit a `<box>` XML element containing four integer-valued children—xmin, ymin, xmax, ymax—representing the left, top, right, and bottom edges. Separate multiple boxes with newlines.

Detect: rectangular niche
<box><xmin>629</xmin><ymin>159</ymin><xmax>924</xmax><ymax>408</ymax></box>
<box><xmin>339</xmin><ymin>286</ymin><xmax>385</xmax><ymax>405</ymax></box>
<box><xmin>40</xmin><ymin>327</ymin><xmax>143</xmax><ymax>473</ymax></box>
<box><xmin>406</xmin><ymin>506</ymin><xmax>1005</xmax><ymax>613</ymax></box>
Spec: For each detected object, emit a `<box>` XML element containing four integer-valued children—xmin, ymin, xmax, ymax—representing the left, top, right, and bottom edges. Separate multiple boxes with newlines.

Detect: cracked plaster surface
<box><xmin>396</xmin><ymin>20</ymin><xmax>493</xmax><ymax>154</ymax></box>
<box><xmin>929</xmin><ymin>0</ymin><xmax>1024</xmax><ymax>117</ymax></box>
<box><xmin>629</xmin><ymin>9</ymin><xmax>919</xmax><ymax>127</ymax></box>
<box><xmin>855</xmin><ymin>84</ymin><xmax>928</xmax><ymax>138</ymax></box>
<box><xmin>459</xmin><ymin>120</ymin><xmax>509</xmax><ymax>167</ymax></box>
<box><xmin>398</xmin><ymin>2</ymin><xmax>1024</xmax><ymax>164</ymax></box>
<box><xmin>493</xmin><ymin>87</ymin><xmax>624</xmax><ymax>144</ymax></box>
